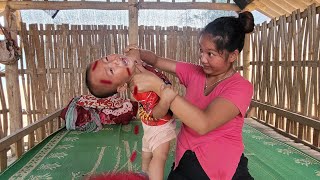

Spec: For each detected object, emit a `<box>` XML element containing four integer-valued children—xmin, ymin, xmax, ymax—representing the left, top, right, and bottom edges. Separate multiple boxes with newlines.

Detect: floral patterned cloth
<box><xmin>60</xmin><ymin>94</ymin><xmax>138</xmax><ymax>132</ymax></box>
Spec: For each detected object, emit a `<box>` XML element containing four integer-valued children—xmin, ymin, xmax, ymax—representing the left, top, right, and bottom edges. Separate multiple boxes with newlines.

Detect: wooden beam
<box><xmin>242</xmin><ymin>2</ymin><xmax>258</xmax><ymax>12</ymax></box>
<box><xmin>282</xmin><ymin>0</ymin><xmax>301</xmax><ymax>9</ymax></box>
<box><xmin>252</xmin><ymin>117</ymin><xmax>320</xmax><ymax>152</ymax></box>
<box><xmin>268</xmin><ymin>0</ymin><xmax>297</xmax><ymax>14</ymax></box>
<box><xmin>304</xmin><ymin>0</ymin><xmax>320</xmax><ymax>6</ymax></box>
<box><xmin>259</xmin><ymin>6</ymin><xmax>282</xmax><ymax>18</ymax></box>
<box><xmin>255</xmin><ymin>8</ymin><xmax>273</xmax><ymax>19</ymax></box>
<box><xmin>284</xmin><ymin>0</ymin><xmax>309</xmax><ymax>8</ymax></box>
<box><xmin>247</xmin><ymin>1</ymin><xmax>274</xmax><ymax>18</ymax></box>
<box><xmin>255</xmin><ymin>0</ymin><xmax>289</xmax><ymax>16</ymax></box>
<box><xmin>0</xmin><ymin>2</ymin><xmax>6</xmax><ymax>11</ymax></box>
<box><xmin>139</xmin><ymin>2</ymin><xmax>240</xmax><ymax>11</ymax></box>
<box><xmin>0</xmin><ymin>1</ymin><xmax>240</xmax><ymax>11</ymax></box>
<box><xmin>250</xmin><ymin>100</ymin><xmax>320</xmax><ymax>130</ymax></box>
<box><xmin>0</xmin><ymin>108</ymin><xmax>63</xmax><ymax>152</ymax></box>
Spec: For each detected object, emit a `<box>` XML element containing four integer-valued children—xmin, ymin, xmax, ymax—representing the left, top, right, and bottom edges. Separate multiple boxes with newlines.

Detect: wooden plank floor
<box><xmin>245</xmin><ymin>118</ymin><xmax>320</xmax><ymax>160</ymax></box>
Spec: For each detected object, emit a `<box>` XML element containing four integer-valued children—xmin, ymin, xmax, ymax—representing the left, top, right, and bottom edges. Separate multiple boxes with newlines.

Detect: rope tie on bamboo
<box><xmin>0</xmin><ymin>24</ymin><xmax>21</xmax><ymax>65</ymax></box>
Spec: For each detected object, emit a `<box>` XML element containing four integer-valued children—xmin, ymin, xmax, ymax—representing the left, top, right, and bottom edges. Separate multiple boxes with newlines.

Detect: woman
<box><xmin>129</xmin><ymin>11</ymin><xmax>255</xmax><ymax>180</ymax></box>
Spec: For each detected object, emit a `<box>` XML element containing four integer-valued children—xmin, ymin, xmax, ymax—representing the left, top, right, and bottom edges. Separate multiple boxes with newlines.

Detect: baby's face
<box><xmin>89</xmin><ymin>54</ymin><xmax>136</xmax><ymax>93</ymax></box>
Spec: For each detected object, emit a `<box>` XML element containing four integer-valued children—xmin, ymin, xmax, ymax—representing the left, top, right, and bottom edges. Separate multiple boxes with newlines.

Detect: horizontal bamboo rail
<box><xmin>250</xmin><ymin>100</ymin><xmax>320</xmax><ymax>150</ymax></box>
<box><xmin>0</xmin><ymin>109</ymin><xmax>64</xmax><ymax>171</ymax></box>
<box><xmin>0</xmin><ymin>1</ymin><xmax>240</xmax><ymax>11</ymax></box>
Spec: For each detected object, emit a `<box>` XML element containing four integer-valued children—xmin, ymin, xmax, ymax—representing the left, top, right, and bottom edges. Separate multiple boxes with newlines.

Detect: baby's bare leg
<box><xmin>142</xmin><ymin>151</ymin><xmax>152</xmax><ymax>173</ymax></box>
<box><xmin>148</xmin><ymin>141</ymin><xmax>170</xmax><ymax>180</ymax></box>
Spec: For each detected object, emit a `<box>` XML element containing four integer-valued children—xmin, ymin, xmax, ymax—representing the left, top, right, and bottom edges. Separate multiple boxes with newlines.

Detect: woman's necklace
<box><xmin>205</xmin><ymin>70</ymin><xmax>235</xmax><ymax>90</ymax></box>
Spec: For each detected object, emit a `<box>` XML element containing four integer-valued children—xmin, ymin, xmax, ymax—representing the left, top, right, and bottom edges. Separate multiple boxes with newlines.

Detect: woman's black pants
<box><xmin>167</xmin><ymin>150</ymin><xmax>254</xmax><ymax>180</ymax></box>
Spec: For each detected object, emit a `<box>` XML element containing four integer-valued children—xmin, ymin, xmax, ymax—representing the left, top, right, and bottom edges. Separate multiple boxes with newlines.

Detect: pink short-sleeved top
<box><xmin>175</xmin><ymin>62</ymin><xmax>253</xmax><ymax>179</ymax></box>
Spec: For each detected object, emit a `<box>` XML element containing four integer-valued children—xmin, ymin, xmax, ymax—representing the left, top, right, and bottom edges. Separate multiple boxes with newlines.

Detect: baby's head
<box><xmin>86</xmin><ymin>54</ymin><xmax>137</xmax><ymax>98</ymax></box>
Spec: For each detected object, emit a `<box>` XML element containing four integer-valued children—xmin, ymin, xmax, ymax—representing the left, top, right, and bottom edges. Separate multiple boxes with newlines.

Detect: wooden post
<box><xmin>127</xmin><ymin>0</ymin><xmax>140</xmax><ymax>99</ymax></box>
<box><xmin>0</xmin><ymin>149</ymin><xmax>7</xmax><ymax>171</ymax></box>
<box><xmin>4</xmin><ymin>6</ymin><xmax>23</xmax><ymax>157</ymax></box>
<box><xmin>243</xmin><ymin>33</ymin><xmax>256</xmax><ymax>118</ymax></box>
<box><xmin>242</xmin><ymin>34</ymin><xmax>251</xmax><ymax>80</ymax></box>
<box><xmin>127</xmin><ymin>0</ymin><xmax>139</xmax><ymax>57</ymax></box>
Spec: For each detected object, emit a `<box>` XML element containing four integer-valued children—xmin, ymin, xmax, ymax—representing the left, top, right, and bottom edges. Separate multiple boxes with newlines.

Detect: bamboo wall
<box><xmin>250</xmin><ymin>4</ymin><xmax>320</xmax><ymax>148</ymax></box>
<box><xmin>0</xmin><ymin>24</ymin><xmax>202</xmax><ymax>137</ymax></box>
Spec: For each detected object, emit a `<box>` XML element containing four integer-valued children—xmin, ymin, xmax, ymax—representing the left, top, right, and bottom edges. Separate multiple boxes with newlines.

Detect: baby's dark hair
<box><xmin>85</xmin><ymin>64</ymin><xmax>117</xmax><ymax>98</ymax></box>
<box><xmin>201</xmin><ymin>11</ymin><xmax>254</xmax><ymax>53</ymax></box>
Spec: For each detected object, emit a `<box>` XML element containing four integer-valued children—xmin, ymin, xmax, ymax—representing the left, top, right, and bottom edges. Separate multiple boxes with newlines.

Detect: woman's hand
<box><xmin>130</xmin><ymin>71</ymin><xmax>163</xmax><ymax>95</ymax></box>
<box><xmin>124</xmin><ymin>45</ymin><xmax>139</xmax><ymax>54</ymax></box>
<box><xmin>124</xmin><ymin>46</ymin><xmax>158</xmax><ymax>66</ymax></box>
<box><xmin>123</xmin><ymin>45</ymin><xmax>141</xmax><ymax>64</ymax></box>
<box><xmin>160</xmin><ymin>84</ymin><xmax>178</xmax><ymax>105</ymax></box>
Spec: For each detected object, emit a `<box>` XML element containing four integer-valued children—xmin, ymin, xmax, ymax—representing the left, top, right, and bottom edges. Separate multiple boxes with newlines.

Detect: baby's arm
<box><xmin>151</xmin><ymin>84</ymin><xmax>178</xmax><ymax>119</ymax></box>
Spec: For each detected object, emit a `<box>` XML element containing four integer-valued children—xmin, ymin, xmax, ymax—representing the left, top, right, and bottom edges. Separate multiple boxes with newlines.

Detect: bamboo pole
<box><xmin>1</xmin><ymin>1</ymin><xmax>240</xmax><ymax>11</ymax></box>
<box><xmin>127</xmin><ymin>0</ymin><xmax>139</xmax><ymax>58</ymax></box>
<box><xmin>20</xmin><ymin>23</ymin><xmax>34</xmax><ymax>150</ymax></box>
<box><xmin>4</xmin><ymin>6</ymin><xmax>23</xmax><ymax>158</ymax></box>
<box><xmin>242</xmin><ymin>34</ymin><xmax>251</xmax><ymax>80</ymax></box>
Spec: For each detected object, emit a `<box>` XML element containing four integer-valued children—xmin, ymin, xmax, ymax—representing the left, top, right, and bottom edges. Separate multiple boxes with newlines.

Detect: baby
<box><xmin>85</xmin><ymin>52</ymin><xmax>177</xmax><ymax>180</ymax></box>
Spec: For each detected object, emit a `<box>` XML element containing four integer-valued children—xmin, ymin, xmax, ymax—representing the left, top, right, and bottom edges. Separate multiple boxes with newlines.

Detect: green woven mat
<box><xmin>243</xmin><ymin>124</ymin><xmax>320</xmax><ymax>180</ymax></box>
<box><xmin>1</xmin><ymin>121</ymin><xmax>319</xmax><ymax>180</ymax></box>
<box><xmin>1</xmin><ymin>121</ymin><xmax>175</xmax><ymax>180</ymax></box>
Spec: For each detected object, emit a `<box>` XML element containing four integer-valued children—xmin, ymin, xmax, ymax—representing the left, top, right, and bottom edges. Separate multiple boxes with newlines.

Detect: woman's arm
<box><xmin>169</xmin><ymin>94</ymin><xmax>240</xmax><ymax>135</ymax></box>
<box><xmin>126</xmin><ymin>47</ymin><xmax>178</xmax><ymax>75</ymax></box>
<box><xmin>151</xmin><ymin>84</ymin><xmax>178</xmax><ymax>119</ymax></box>
<box><xmin>131</xmin><ymin>72</ymin><xmax>240</xmax><ymax>135</ymax></box>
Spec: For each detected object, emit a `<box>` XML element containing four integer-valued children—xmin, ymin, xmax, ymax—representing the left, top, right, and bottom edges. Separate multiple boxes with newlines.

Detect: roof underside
<box><xmin>243</xmin><ymin>0</ymin><xmax>320</xmax><ymax>19</ymax></box>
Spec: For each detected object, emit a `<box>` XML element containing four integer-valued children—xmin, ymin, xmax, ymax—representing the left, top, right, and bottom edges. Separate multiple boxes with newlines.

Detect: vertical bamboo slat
<box><xmin>0</xmin><ymin>149</ymin><xmax>7</xmax><ymax>171</ymax></box>
<box><xmin>0</xmin><ymin>77</ymin><xmax>8</xmax><ymax>138</ymax></box>
<box><xmin>20</xmin><ymin>24</ymin><xmax>34</xmax><ymax>149</ymax></box>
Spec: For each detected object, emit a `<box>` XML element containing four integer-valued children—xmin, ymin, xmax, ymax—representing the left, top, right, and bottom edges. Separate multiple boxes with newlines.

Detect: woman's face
<box><xmin>198</xmin><ymin>34</ymin><xmax>235</xmax><ymax>76</ymax></box>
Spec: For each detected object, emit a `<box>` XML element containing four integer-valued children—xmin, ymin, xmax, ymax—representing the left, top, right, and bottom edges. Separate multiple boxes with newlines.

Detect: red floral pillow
<box><xmin>76</xmin><ymin>94</ymin><xmax>128</xmax><ymax>109</ymax></box>
<box><xmin>60</xmin><ymin>94</ymin><xmax>138</xmax><ymax>127</ymax></box>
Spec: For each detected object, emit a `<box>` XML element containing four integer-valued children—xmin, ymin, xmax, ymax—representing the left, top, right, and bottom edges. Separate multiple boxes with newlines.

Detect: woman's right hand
<box><xmin>125</xmin><ymin>47</ymin><xmax>158</xmax><ymax>66</ymax></box>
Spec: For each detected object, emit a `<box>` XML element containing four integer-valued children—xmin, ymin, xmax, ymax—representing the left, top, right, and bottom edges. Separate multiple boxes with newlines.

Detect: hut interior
<box><xmin>0</xmin><ymin>0</ymin><xmax>319</xmax><ymax>179</ymax></box>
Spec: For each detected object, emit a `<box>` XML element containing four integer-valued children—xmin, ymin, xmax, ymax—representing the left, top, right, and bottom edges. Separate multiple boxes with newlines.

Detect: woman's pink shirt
<box><xmin>175</xmin><ymin>62</ymin><xmax>253</xmax><ymax>179</ymax></box>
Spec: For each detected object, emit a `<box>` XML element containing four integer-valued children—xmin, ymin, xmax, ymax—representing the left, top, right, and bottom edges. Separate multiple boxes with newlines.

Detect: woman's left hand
<box><xmin>130</xmin><ymin>71</ymin><xmax>163</xmax><ymax>95</ymax></box>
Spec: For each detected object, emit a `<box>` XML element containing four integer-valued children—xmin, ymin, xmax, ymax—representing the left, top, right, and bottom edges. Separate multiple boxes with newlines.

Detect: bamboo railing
<box><xmin>249</xmin><ymin>4</ymin><xmax>320</xmax><ymax>150</ymax></box>
<box><xmin>0</xmin><ymin>109</ymin><xmax>63</xmax><ymax>171</ymax></box>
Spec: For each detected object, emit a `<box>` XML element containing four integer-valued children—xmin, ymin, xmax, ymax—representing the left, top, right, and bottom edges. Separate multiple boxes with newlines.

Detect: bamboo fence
<box><xmin>250</xmin><ymin>4</ymin><xmax>320</xmax><ymax>148</ymax></box>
